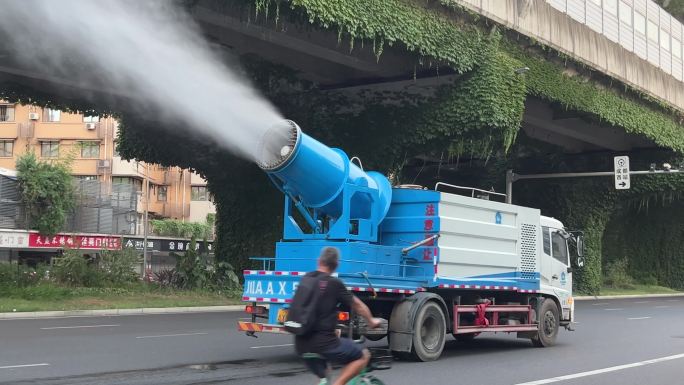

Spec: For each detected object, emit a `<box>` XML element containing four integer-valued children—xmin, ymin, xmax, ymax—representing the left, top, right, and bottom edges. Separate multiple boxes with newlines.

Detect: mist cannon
<box><xmin>257</xmin><ymin>120</ymin><xmax>392</xmax><ymax>242</ymax></box>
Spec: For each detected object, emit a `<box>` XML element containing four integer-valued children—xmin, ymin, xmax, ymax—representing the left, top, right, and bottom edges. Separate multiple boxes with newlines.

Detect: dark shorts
<box><xmin>303</xmin><ymin>338</ymin><xmax>364</xmax><ymax>378</ymax></box>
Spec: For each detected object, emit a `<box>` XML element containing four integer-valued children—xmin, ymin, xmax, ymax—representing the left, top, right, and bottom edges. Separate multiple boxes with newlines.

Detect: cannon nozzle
<box><xmin>257</xmin><ymin>120</ymin><xmax>392</xmax><ymax>236</ymax></box>
<box><xmin>257</xmin><ymin>120</ymin><xmax>301</xmax><ymax>171</ymax></box>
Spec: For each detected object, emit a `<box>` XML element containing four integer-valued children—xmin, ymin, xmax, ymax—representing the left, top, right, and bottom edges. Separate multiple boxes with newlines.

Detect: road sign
<box><xmin>614</xmin><ymin>156</ymin><xmax>630</xmax><ymax>190</ymax></box>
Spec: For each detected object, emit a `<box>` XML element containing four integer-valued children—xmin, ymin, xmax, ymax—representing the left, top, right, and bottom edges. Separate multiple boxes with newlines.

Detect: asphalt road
<box><xmin>1</xmin><ymin>297</ymin><xmax>684</xmax><ymax>385</ymax></box>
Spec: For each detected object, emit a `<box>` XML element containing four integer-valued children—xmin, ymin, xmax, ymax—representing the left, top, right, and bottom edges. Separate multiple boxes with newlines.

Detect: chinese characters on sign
<box><xmin>614</xmin><ymin>156</ymin><xmax>631</xmax><ymax>190</ymax></box>
<box><xmin>28</xmin><ymin>233</ymin><xmax>121</xmax><ymax>250</ymax></box>
<box><xmin>0</xmin><ymin>231</ymin><xmax>29</xmax><ymax>248</ymax></box>
<box><xmin>122</xmin><ymin>237</ymin><xmax>213</xmax><ymax>253</ymax></box>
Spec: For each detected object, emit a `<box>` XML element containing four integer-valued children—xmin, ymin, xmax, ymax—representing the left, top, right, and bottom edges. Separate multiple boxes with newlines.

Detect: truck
<box><xmin>237</xmin><ymin>120</ymin><xmax>584</xmax><ymax>361</ymax></box>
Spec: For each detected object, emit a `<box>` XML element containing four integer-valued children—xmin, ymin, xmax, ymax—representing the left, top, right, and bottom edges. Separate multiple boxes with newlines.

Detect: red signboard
<box><xmin>28</xmin><ymin>233</ymin><xmax>121</xmax><ymax>250</ymax></box>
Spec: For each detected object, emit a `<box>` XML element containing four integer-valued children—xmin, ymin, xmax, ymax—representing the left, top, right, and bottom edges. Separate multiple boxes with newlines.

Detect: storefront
<box><xmin>122</xmin><ymin>236</ymin><xmax>214</xmax><ymax>272</ymax></box>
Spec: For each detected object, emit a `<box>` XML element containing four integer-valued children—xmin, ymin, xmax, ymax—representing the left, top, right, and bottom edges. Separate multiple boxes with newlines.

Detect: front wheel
<box><xmin>531</xmin><ymin>298</ymin><xmax>560</xmax><ymax>347</ymax></box>
<box><xmin>410</xmin><ymin>301</ymin><xmax>446</xmax><ymax>361</ymax></box>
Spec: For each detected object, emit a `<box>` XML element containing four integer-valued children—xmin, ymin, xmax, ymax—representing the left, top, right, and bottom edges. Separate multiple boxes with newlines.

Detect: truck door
<box><xmin>541</xmin><ymin>226</ymin><xmax>572</xmax><ymax>297</ymax></box>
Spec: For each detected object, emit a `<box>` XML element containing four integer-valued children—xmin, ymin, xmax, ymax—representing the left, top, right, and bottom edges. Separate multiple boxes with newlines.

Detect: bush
<box><xmin>603</xmin><ymin>258</ymin><xmax>635</xmax><ymax>289</ymax></box>
<box><xmin>51</xmin><ymin>249</ymin><xmax>101</xmax><ymax>287</ymax></box>
<box><xmin>0</xmin><ymin>263</ymin><xmax>50</xmax><ymax>287</ymax></box>
<box><xmin>98</xmin><ymin>248</ymin><xmax>139</xmax><ymax>285</ymax></box>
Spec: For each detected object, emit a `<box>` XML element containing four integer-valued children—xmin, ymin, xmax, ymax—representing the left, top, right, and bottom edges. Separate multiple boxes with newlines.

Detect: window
<box><xmin>83</xmin><ymin>116</ymin><xmax>99</xmax><ymax>123</ymax></box>
<box><xmin>661</xmin><ymin>29</ymin><xmax>671</xmax><ymax>50</ymax></box>
<box><xmin>674</xmin><ymin>40</ymin><xmax>682</xmax><ymax>59</ymax></box>
<box><xmin>589</xmin><ymin>0</ymin><xmax>601</xmax><ymax>6</ymax></box>
<box><xmin>157</xmin><ymin>186</ymin><xmax>167</xmax><ymax>202</ymax></box>
<box><xmin>75</xmin><ymin>175</ymin><xmax>98</xmax><ymax>181</ymax></box>
<box><xmin>634</xmin><ymin>12</ymin><xmax>646</xmax><ymax>35</ymax></box>
<box><xmin>604</xmin><ymin>0</ymin><xmax>617</xmax><ymax>15</ymax></box>
<box><xmin>542</xmin><ymin>226</ymin><xmax>551</xmax><ymax>255</ymax></box>
<box><xmin>0</xmin><ymin>104</ymin><xmax>15</xmax><ymax>122</ymax></box>
<box><xmin>648</xmin><ymin>20</ymin><xmax>658</xmax><ymax>42</ymax></box>
<box><xmin>191</xmin><ymin>186</ymin><xmax>208</xmax><ymax>201</ymax></box>
<box><xmin>41</xmin><ymin>141</ymin><xmax>59</xmax><ymax>158</ymax></box>
<box><xmin>551</xmin><ymin>231</ymin><xmax>569</xmax><ymax>265</ymax></box>
<box><xmin>80</xmin><ymin>141</ymin><xmax>100</xmax><ymax>158</ymax></box>
<box><xmin>45</xmin><ymin>109</ymin><xmax>61</xmax><ymax>122</ymax></box>
<box><xmin>618</xmin><ymin>1</ymin><xmax>631</xmax><ymax>26</ymax></box>
<box><xmin>112</xmin><ymin>176</ymin><xmax>142</xmax><ymax>192</ymax></box>
<box><xmin>0</xmin><ymin>140</ymin><xmax>13</xmax><ymax>157</ymax></box>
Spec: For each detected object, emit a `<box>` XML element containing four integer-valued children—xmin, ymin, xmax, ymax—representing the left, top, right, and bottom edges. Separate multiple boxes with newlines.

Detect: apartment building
<box><xmin>0</xmin><ymin>101</ymin><xmax>216</xmax><ymax>235</ymax></box>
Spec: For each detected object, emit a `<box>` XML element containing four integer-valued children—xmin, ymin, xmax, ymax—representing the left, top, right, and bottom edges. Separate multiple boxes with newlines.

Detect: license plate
<box><xmin>277</xmin><ymin>309</ymin><xmax>288</xmax><ymax>324</ymax></box>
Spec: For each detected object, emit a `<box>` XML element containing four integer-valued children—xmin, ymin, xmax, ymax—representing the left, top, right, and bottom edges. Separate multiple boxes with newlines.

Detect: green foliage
<box><xmin>16</xmin><ymin>152</ymin><xmax>76</xmax><ymax>235</ymax></box>
<box><xmin>150</xmin><ymin>218</ymin><xmax>213</xmax><ymax>239</ymax></box>
<box><xmin>604</xmin><ymin>199</ymin><xmax>684</xmax><ymax>290</ymax></box>
<box><xmin>156</xmin><ymin>238</ymin><xmax>239</xmax><ymax>291</ymax></box>
<box><xmin>51</xmin><ymin>249</ymin><xmax>98</xmax><ymax>287</ymax></box>
<box><xmin>99</xmin><ymin>248</ymin><xmax>139</xmax><ymax>285</ymax></box>
<box><xmin>285</xmin><ymin>0</ymin><xmax>490</xmax><ymax>72</ymax></box>
<box><xmin>504</xmin><ymin>43</ymin><xmax>684</xmax><ymax>153</ymax></box>
<box><xmin>0</xmin><ymin>263</ymin><xmax>49</xmax><ymax>288</ymax></box>
<box><xmin>603</xmin><ymin>258</ymin><xmax>635</xmax><ymax>289</ymax></box>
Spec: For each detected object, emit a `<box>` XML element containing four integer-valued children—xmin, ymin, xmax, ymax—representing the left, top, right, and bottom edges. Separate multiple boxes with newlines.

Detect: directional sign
<box><xmin>614</xmin><ymin>156</ymin><xmax>630</xmax><ymax>190</ymax></box>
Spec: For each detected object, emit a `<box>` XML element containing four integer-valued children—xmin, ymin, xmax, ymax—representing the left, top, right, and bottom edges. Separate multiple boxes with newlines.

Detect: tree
<box><xmin>16</xmin><ymin>152</ymin><xmax>75</xmax><ymax>235</ymax></box>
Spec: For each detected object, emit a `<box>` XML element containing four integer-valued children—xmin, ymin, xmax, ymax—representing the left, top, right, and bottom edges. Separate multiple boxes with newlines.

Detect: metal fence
<box><xmin>0</xmin><ymin>175</ymin><xmax>139</xmax><ymax>235</ymax></box>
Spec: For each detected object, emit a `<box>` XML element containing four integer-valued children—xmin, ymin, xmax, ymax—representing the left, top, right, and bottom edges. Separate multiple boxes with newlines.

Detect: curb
<box><xmin>575</xmin><ymin>293</ymin><xmax>684</xmax><ymax>301</ymax></box>
<box><xmin>0</xmin><ymin>305</ymin><xmax>245</xmax><ymax>319</ymax></box>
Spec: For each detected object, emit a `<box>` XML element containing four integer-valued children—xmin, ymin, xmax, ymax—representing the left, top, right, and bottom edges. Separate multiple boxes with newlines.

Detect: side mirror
<box><xmin>577</xmin><ymin>257</ymin><xmax>585</xmax><ymax>268</ymax></box>
<box><xmin>576</xmin><ymin>235</ymin><xmax>584</xmax><ymax>257</ymax></box>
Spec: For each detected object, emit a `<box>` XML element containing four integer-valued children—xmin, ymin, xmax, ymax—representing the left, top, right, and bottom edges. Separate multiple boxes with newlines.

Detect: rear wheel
<box><xmin>410</xmin><ymin>301</ymin><xmax>446</xmax><ymax>361</ymax></box>
<box><xmin>531</xmin><ymin>298</ymin><xmax>560</xmax><ymax>347</ymax></box>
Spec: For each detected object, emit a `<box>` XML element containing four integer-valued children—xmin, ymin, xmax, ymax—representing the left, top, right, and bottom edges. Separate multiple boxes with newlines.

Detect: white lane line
<box><xmin>514</xmin><ymin>353</ymin><xmax>684</xmax><ymax>385</ymax></box>
<box><xmin>135</xmin><ymin>332</ymin><xmax>208</xmax><ymax>339</ymax></box>
<box><xmin>654</xmin><ymin>305</ymin><xmax>671</xmax><ymax>309</ymax></box>
<box><xmin>604</xmin><ymin>308</ymin><xmax>624</xmax><ymax>311</ymax></box>
<box><xmin>666</xmin><ymin>299</ymin><xmax>681</xmax><ymax>302</ymax></box>
<box><xmin>250</xmin><ymin>343</ymin><xmax>294</xmax><ymax>349</ymax></box>
<box><xmin>40</xmin><ymin>324</ymin><xmax>120</xmax><ymax>330</ymax></box>
<box><xmin>0</xmin><ymin>363</ymin><xmax>50</xmax><ymax>370</ymax></box>
<box><xmin>634</xmin><ymin>301</ymin><xmax>651</xmax><ymax>304</ymax></box>
<box><xmin>628</xmin><ymin>317</ymin><xmax>652</xmax><ymax>320</ymax></box>
<box><xmin>592</xmin><ymin>303</ymin><xmax>610</xmax><ymax>306</ymax></box>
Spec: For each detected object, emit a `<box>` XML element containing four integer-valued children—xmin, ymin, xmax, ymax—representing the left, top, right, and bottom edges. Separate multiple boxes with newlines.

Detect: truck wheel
<box><xmin>531</xmin><ymin>299</ymin><xmax>559</xmax><ymax>347</ymax></box>
<box><xmin>411</xmin><ymin>301</ymin><xmax>446</xmax><ymax>361</ymax></box>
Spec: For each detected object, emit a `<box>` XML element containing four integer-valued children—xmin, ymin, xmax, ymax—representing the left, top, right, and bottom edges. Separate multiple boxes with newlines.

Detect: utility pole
<box><xmin>141</xmin><ymin>163</ymin><xmax>150</xmax><ymax>279</ymax></box>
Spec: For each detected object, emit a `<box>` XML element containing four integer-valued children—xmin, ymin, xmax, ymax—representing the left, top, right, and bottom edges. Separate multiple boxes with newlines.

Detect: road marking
<box><xmin>135</xmin><ymin>332</ymin><xmax>208</xmax><ymax>339</ymax></box>
<box><xmin>592</xmin><ymin>303</ymin><xmax>609</xmax><ymax>305</ymax></box>
<box><xmin>250</xmin><ymin>343</ymin><xmax>294</xmax><ymax>349</ymax></box>
<box><xmin>666</xmin><ymin>299</ymin><xmax>680</xmax><ymax>302</ymax></box>
<box><xmin>0</xmin><ymin>363</ymin><xmax>50</xmax><ymax>370</ymax></box>
<box><xmin>628</xmin><ymin>317</ymin><xmax>652</xmax><ymax>320</ymax></box>
<box><xmin>634</xmin><ymin>301</ymin><xmax>651</xmax><ymax>304</ymax></box>
<box><xmin>604</xmin><ymin>308</ymin><xmax>623</xmax><ymax>311</ymax></box>
<box><xmin>514</xmin><ymin>353</ymin><xmax>684</xmax><ymax>385</ymax></box>
<box><xmin>654</xmin><ymin>305</ymin><xmax>671</xmax><ymax>309</ymax></box>
<box><xmin>40</xmin><ymin>324</ymin><xmax>120</xmax><ymax>330</ymax></box>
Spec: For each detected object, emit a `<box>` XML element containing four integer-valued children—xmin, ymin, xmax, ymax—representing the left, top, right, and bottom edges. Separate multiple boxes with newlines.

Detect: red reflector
<box><xmin>245</xmin><ymin>305</ymin><xmax>267</xmax><ymax>315</ymax></box>
<box><xmin>337</xmin><ymin>311</ymin><xmax>350</xmax><ymax>321</ymax></box>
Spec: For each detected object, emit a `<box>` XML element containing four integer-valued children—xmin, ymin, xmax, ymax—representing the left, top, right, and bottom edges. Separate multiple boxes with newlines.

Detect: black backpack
<box><xmin>284</xmin><ymin>273</ymin><xmax>327</xmax><ymax>336</ymax></box>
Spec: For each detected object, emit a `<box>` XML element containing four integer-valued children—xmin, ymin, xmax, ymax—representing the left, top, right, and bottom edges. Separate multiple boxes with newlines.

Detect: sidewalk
<box><xmin>2</xmin><ymin>292</ymin><xmax>683</xmax><ymax>319</ymax></box>
<box><xmin>0</xmin><ymin>305</ymin><xmax>245</xmax><ymax>319</ymax></box>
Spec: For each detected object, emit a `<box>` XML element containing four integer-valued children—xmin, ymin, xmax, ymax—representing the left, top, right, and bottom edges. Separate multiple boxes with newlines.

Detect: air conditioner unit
<box><xmin>85</xmin><ymin>123</ymin><xmax>97</xmax><ymax>130</ymax></box>
<box><xmin>28</xmin><ymin>113</ymin><xmax>39</xmax><ymax>120</ymax></box>
<box><xmin>97</xmin><ymin>159</ymin><xmax>111</xmax><ymax>168</ymax></box>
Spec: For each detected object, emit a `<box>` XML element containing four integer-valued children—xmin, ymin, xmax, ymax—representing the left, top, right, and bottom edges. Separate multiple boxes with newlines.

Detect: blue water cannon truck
<box><xmin>238</xmin><ymin>120</ymin><xmax>583</xmax><ymax>361</ymax></box>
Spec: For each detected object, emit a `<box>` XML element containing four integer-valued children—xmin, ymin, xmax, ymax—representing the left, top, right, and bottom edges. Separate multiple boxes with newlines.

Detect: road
<box><xmin>1</xmin><ymin>297</ymin><xmax>684</xmax><ymax>385</ymax></box>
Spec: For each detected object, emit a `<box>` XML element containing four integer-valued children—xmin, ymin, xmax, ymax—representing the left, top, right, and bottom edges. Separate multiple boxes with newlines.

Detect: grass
<box><xmin>599</xmin><ymin>284</ymin><xmax>682</xmax><ymax>296</ymax></box>
<box><xmin>0</xmin><ymin>283</ymin><xmax>242</xmax><ymax>312</ymax></box>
